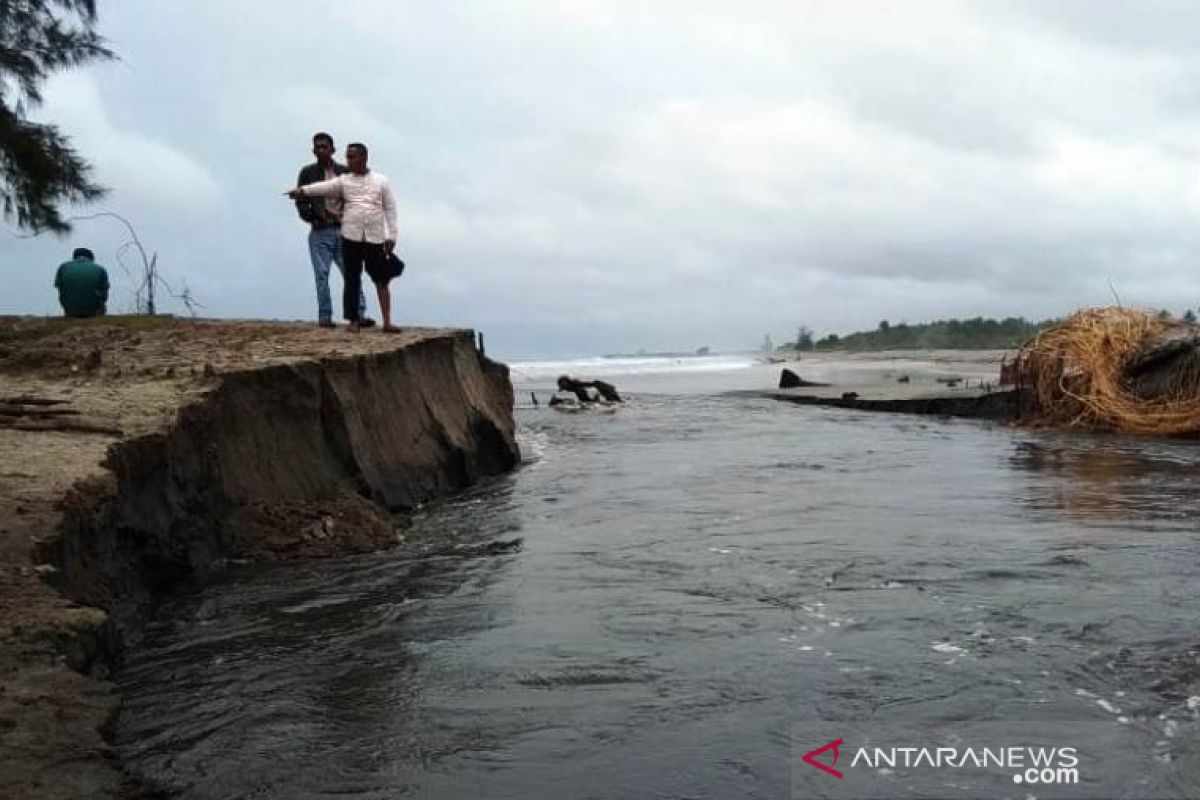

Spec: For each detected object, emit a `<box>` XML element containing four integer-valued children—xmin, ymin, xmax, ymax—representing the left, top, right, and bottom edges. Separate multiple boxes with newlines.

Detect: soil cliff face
<box><xmin>0</xmin><ymin>318</ymin><xmax>519</xmax><ymax>799</ymax></box>
<box><xmin>52</xmin><ymin>332</ymin><xmax>518</xmax><ymax>610</ymax></box>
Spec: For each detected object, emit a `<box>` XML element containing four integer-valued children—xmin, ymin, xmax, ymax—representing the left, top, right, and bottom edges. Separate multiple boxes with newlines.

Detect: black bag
<box><xmin>385</xmin><ymin>252</ymin><xmax>406</xmax><ymax>280</ymax></box>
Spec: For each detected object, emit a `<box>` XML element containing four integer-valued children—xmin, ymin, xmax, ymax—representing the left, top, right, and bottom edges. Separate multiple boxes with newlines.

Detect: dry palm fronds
<box><xmin>1012</xmin><ymin>307</ymin><xmax>1200</xmax><ymax>435</ymax></box>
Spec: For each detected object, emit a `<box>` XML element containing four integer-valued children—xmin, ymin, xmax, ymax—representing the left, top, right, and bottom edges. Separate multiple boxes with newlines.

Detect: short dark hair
<box><xmin>73</xmin><ymin>247</ymin><xmax>94</xmax><ymax>260</ymax></box>
<box><xmin>313</xmin><ymin>132</ymin><xmax>334</xmax><ymax>148</ymax></box>
<box><xmin>347</xmin><ymin>142</ymin><xmax>368</xmax><ymax>158</ymax></box>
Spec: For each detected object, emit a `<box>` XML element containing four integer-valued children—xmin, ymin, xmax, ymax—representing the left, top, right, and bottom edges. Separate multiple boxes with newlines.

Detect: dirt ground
<box><xmin>0</xmin><ymin>315</ymin><xmax>462</xmax><ymax>799</ymax></box>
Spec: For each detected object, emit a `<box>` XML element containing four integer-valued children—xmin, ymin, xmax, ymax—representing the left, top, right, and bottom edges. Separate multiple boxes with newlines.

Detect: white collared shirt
<box><xmin>322</xmin><ymin>164</ymin><xmax>343</xmax><ymax>218</ymax></box>
<box><xmin>301</xmin><ymin>170</ymin><xmax>397</xmax><ymax>244</ymax></box>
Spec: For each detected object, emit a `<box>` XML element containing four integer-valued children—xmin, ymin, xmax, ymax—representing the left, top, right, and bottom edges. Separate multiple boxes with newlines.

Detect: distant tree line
<box><xmin>779</xmin><ymin>317</ymin><xmax>1058</xmax><ymax>351</ymax></box>
<box><xmin>778</xmin><ymin>309</ymin><xmax>1200</xmax><ymax>352</ymax></box>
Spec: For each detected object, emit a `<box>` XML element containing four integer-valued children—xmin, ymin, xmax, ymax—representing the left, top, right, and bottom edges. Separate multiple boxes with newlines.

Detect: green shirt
<box><xmin>54</xmin><ymin>257</ymin><xmax>110</xmax><ymax>318</ymax></box>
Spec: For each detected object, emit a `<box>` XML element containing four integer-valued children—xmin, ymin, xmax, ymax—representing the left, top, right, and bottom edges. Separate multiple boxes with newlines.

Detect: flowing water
<box><xmin>115</xmin><ymin>357</ymin><xmax>1200</xmax><ymax>798</ymax></box>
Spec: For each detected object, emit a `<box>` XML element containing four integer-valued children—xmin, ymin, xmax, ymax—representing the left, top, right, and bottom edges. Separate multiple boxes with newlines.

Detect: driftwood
<box><xmin>1013</xmin><ymin>308</ymin><xmax>1200</xmax><ymax>435</ymax></box>
<box><xmin>0</xmin><ymin>395</ymin><xmax>67</xmax><ymax>407</ymax></box>
<box><xmin>2</xmin><ymin>419</ymin><xmax>123</xmax><ymax>436</ymax></box>
<box><xmin>0</xmin><ymin>405</ymin><xmax>80</xmax><ymax>418</ymax></box>
<box><xmin>0</xmin><ymin>396</ymin><xmax>120</xmax><ymax>436</ymax></box>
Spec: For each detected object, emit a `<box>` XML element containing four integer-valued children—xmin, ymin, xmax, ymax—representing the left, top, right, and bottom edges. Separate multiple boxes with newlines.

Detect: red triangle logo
<box><xmin>802</xmin><ymin>737</ymin><xmax>844</xmax><ymax>779</ymax></box>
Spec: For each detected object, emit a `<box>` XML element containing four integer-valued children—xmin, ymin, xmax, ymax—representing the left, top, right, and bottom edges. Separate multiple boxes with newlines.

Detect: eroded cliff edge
<box><xmin>0</xmin><ymin>317</ymin><xmax>519</xmax><ymax>799</ymax></box>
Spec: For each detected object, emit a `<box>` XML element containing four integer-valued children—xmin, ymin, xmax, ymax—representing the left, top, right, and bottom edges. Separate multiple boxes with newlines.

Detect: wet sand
<box><xmin>768</xmin><ymin>348</ymin><xmax>1010</xmax><ymax>394</ymax></box>
<box><xmin>735</xmin><ymin>348</ymin><xmax>1013</xmax><ymax>409</ymax></box>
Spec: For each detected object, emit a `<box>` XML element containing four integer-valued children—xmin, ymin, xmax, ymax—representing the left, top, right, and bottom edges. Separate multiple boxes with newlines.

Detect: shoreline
<box><xmin>512</xmin><ymin>348</ymin><xmax>1015</xmax><ymax>402</ymax></box>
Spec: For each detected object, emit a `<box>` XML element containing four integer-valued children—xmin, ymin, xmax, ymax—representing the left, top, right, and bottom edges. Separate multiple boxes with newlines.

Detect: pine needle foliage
<box><xmin>0</xmin><ymin>0</ymin><xmax>114</xmax><ymax>233</ymax></box>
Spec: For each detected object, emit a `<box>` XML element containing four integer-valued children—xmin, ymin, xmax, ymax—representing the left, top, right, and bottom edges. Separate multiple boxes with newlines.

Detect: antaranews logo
<box><xmin>794</xmin><ymin>726</ymin><xmax>1091</xmax><ymax>798</ymax></box>
<box><xmin>802</xmin><ymin>738</ymin><xmax>844</xmax><ymax>780</ymax></box>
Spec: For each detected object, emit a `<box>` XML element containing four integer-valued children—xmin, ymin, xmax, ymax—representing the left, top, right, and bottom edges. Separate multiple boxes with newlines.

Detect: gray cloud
<box><xmin>4</xmin><ymin>1</ymin><xmax>1200</xmax><ymax>358</ymax></box>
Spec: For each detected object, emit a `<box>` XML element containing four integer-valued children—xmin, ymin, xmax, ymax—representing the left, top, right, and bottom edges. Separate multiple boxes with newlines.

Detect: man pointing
<box><xmin>289</xmin><ymin>142</ymin><xmax>399</xmax><ymax>332</ymax></box>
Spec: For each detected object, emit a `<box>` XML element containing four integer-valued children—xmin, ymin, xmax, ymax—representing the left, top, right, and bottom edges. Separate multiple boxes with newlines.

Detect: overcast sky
<box><xmin>4</xmin><ymin>1</ymin><xmax>1200</xmax><ymax>358</ymax></box>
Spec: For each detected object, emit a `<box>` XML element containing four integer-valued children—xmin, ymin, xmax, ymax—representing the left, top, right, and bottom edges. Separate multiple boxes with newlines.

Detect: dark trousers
<box><xmin>340</xmin><ymin>238</ymin><xmax>386</xmax><ymax>321</ymax></box>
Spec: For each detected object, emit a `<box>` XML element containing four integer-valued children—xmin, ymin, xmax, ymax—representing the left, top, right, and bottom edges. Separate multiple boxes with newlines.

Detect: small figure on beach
<box><xmin>288</xmin><ymin>142</ymin><xmax>401</xmax><ymax>332</ymax></box>
<box><xmin>54</xmin><ymin>247</ymin><xmax>109</xmax><ymax>318</ymax></box>
<box><xmin>295</xmin><ymin>132</ymin><xmax>370</xmax><ymax>328</ymax></box>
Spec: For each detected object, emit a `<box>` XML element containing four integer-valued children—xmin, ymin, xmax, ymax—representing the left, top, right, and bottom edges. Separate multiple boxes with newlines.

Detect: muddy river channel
<box><xmin>115</xmin><ymin>388</ymin><xmax>1200</xmax><ymax>798</ymax></box>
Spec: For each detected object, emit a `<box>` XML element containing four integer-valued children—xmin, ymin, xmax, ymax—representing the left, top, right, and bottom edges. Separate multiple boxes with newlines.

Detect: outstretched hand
<box><xmin>286</xmin><ymin>187</ymin><xmax>303</xmax><ymax>199</ymax></box>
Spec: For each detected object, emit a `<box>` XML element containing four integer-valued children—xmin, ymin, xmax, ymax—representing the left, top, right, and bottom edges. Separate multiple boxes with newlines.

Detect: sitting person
<box><xmin>54</xmin><ymin>247</ymin><xmax>110</xmax><ymax>318</ymax></box>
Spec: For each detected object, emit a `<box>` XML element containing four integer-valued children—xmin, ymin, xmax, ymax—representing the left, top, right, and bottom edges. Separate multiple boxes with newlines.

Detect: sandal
<box><xmin>381</xmin><ymin>325</ymin><xmax>401</xmax><ymax>334</ymax></box>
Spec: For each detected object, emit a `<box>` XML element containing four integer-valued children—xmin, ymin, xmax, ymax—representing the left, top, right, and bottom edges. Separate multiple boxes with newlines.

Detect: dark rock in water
<box><xmin>896</xmin><ymin>375</ymin><xmax>910</xmax><ymax>383</ymax></box>
<box><xmin>557</xmin><ymin>375</ymin><xmax>623</xmax><ymax>403</ymax></box>
<box><xmin>592</xmin><ymin>380</ymin><xmax>622</xmax><ymax>403</ymax></box>
<box><xmin>841</xmin><ymin>391</ymin><xmax>860</xmax><ymax>401</ymax></box>
<box><xmin>779</xmin><ymin>369</ymin><xmax>830</xmax><ymax>389</ymax></box>
<box><xmin>430</xmin><ymin>537</ymin><xmax>524</xmax><ymax>558</ymax></box>
<box><xmin>482</xmin><ymin>537</ymin><xmax>524</xmax><ymax>555</ymax></box>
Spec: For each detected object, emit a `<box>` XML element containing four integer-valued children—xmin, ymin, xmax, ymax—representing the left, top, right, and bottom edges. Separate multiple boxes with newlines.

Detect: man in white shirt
<box><xmin>289</xmin><ymin>142</ymin><xmax>400</xmax><ymax>332</ymax></box>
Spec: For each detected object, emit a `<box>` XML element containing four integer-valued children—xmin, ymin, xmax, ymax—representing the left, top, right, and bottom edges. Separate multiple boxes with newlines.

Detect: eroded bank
<box><xmin>0</xmin><ymin>317</ymin><xmax>519</xmax><ymax>799</ymax></box>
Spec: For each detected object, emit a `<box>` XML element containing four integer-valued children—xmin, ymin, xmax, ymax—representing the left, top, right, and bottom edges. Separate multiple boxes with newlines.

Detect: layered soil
<box><xmin>0</xmin><ymin>316</ymin><xmax>519</xmax><ymax>798</ymax></box>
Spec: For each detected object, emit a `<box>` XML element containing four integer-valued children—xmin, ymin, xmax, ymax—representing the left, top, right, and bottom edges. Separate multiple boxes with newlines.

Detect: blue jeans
<box><xmin>308</xmin><ymin>226</ymin><xmax>366</xmax><ymax>321</ymax></box>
